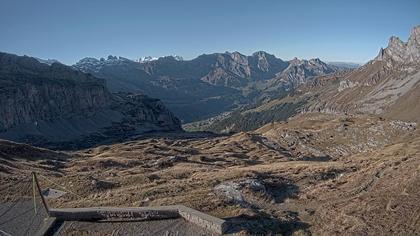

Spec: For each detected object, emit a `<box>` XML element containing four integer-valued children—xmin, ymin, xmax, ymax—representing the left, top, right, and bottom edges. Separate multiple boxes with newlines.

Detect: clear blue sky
<box><xmin>1</xmin><ymin>0</ymin><xmax>419</xmax><ymax>65</ymax></box>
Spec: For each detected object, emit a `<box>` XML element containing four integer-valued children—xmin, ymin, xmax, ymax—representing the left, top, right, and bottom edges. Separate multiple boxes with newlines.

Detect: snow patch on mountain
<box><xmin>137</xmin><ymin>55</ymin><xmax>183</xmax><ymax>63</ymax></box>
<box><xmin>35</xmin><ymin>57</ymin><xmax>61</xmax><ymax>66</ymax></box>
<box><xmin>74</xmin><ymin>55</ymin><xmax>133</xmax><ymax>73</ymax></box>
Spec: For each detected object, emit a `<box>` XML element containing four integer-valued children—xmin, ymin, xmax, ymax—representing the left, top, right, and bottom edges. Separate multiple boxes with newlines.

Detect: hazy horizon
<box><xmin>1</xmin><ymin>0</ymin><xmax>419</xmax><ymax>65</ymax></box>
<box><xmin>2</xmin><ymin>49</ymin><xmax>368</xmax><ymax>66</ymax></box>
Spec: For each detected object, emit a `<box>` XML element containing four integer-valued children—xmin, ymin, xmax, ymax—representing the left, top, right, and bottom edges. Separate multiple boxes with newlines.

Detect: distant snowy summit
<box><xmin>74</xmin><ymin>55</ymin><xmax>133</xmax><ymax>73</ymax></box>
<box><xmin>35</xmin><ymin>57</ymin><xmax>61</xmax><ymax>65</ymax></box>
<box><xmin>74</xmin><ymin>55</ymin><xmax>184</xmax><ymax>72</ymax></box>
<box><xmin>137</xmin><ymin>55</ymin><xmax>183</xmax><ymax>63</ymax></box>
<box><xmin>137</xmin><ymin>56</ymin><xmax>159</xmax><ymax>63</ymax></box>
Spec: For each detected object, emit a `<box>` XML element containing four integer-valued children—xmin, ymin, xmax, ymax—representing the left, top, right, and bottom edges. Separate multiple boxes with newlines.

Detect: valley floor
<box><xmin>1</xmin><ymin>113</ymin><xmax>419</xmax><ymax>235</ymax></box>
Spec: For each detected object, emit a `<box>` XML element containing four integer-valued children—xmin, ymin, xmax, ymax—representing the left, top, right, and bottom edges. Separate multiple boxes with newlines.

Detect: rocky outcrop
<box><xmin>0</xmin><ymin>52</ymin><xmax>181</xmax><ymax>149</ymax></box>
<box><xmin>374</xmin><ymin>25</ymin><xmax>420</xmax><ymax>65</ymax></box>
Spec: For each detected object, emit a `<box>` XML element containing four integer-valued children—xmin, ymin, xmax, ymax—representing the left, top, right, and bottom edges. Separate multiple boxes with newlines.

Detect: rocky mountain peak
<box><xmin>213</xmin><ymin>52</ymin><xmax>247</xmax><ymax>67</ymax></box>
<box><xmin>252</xmin><ymin>51</ymin><xmax>270</xmax><ymax>58</ymax></box>
<box><xmin>271</xmin><ymin>57</ymin><xmax>336</xmax><ymax>88</ymax></box>
<box><xmin>163</xmin><ymin>55</ymin><xmax>184</xmax><ymax>61</ymax></box>
<box><xmin>375</xmin><ymin>25</ymin><xmax>420</xmax><ymax>65</ymax></box>
<box><xmin>138</xmin><ymin>56</ymin><xmax>158</xmax><ymax>62</ymax></box>
<box><xmin>288</xmin><ymin>58</ymin><xmax>326</xmax><ymax>67</ymax></box>
<box><xmin>173</xmin><ymin>55</ymin><xmax>184</xmax><ymax>61</ymax></box>
<box><xmin>74</xmin><ymin>56</ymin><xmax>135</xmax><ymax>73</ymax></box>
<box><xmin>78</xmin><ymin>57</ymin><xmax>99</xmax><ymax>63</ymax></box>
<box><xmin>407</xmin><ymin>25</ymin><xmax>420</xmax><ymax>63</ymax></box>
<box><xmin>409</xmin><ymin>25</ymin><xmax>420</xmax><ymax>42</ymax></box>
<box><xmin>227</xmin><ymin>51</ymin><xmax>247</xmax><ymax>63</ymax></box>
<box><xmin>35</xmin><ymin>57</ymin><xmax>61</xmax><ymax>66</ymax></box>
<box><xmin>389</xmin><ymin>36</ymin><xmax>404</xmax><ymax>47</ymax></box>
<box><xmin>107</xmin><ymin>55</ymin><xmax>118</xmax><ymax>60</ymax></box>
<box><xmin>290</xmin><ymin>57</ymin><xmax>302</xmax><ymax>65</ymax></box>
<box><xmin>309</xmin><ymin>58</ymin><xmax>322</xmax><ymax>64</ymax></box>
<box><xmin>140</xmin><ymin>55</ymin><xmax>184</xmax><ymax>63</ymax></box>
<box><xmin>252</xmin><ymin>51</ymin><xmax>273</xmax><ymax>72</ymax></box>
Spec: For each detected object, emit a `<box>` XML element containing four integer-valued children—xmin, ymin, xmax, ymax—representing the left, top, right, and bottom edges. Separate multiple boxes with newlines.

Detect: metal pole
<box><xmin>32</xmin><ymin>174</ymin><xmax>37</xmax><ymax>214</ymax></box>
<box><xmin>31</xmin><ymin>172</ymin><xmax>50</xmax><ymax>215</ymax></box>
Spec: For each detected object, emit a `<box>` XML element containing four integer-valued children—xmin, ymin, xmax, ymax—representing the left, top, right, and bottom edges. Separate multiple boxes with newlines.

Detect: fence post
<box><xmin>32</xmin><ymin>172</ymin><xmax>50</xmax><ymax>216</ymax></box>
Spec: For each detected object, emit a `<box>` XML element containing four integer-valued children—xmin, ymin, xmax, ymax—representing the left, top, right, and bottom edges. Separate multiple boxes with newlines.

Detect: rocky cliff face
<box><xmin>0</xmin><ymin>53</ymin><xmax>111</xmax><ymax>131</ymax></box>
<box><xmin>0</xmin><ymin>52</ymin><xmax>181</xmax><ymax>149</ymax></box>
<box><xmin>375</xmin><ymin>25</ymin><xmax>420</xmax><ymax>65</ymax></box>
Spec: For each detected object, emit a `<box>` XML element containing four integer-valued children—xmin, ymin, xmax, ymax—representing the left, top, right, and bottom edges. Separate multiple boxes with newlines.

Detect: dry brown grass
<box><xmin>1</xmin><ymin>113</ymin><xmax>419</xmax><ymax>235</ymax></box>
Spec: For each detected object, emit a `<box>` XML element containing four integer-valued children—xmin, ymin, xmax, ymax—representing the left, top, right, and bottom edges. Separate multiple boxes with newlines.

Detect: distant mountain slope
<box><xmin>209</xmin><ymin>25</ymin><xmax>420</xmax><ymax>132</ymax></box>
<box><xmin>327</xmin><ymin>61</ymin><xmax>361</xmax><ymax>69</ymax></box>
<box><xmin>74</xmin><ymin>52</ymin><xmax>339</xmax><ymax>122</ymax></box>
<box><xmin>0</xmin><ymin>52</ymin><xmax>181</xmax><ymax>149</ymax></box>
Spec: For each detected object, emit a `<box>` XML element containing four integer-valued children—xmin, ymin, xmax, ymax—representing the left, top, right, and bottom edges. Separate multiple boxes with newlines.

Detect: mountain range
<box><xmin>1</xmin><ymin>26</ymin><xmax>418</xmax><ymax>147</ymax></box>
<box><xmin>207</xmin><ymin>25</ymin><xmax>420</xmax><ymax>132</ymax></box>
<box><xmin>73</xmin><ymin>52</ymin><xmax>346</xmax><ymax>122</ymax></box>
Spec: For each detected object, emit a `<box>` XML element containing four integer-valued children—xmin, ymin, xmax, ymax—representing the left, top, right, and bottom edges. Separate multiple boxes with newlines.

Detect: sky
<box><xmin>0</xmin><ymin>0</ymin><xmax>419</xmax><ymax>65</ymax></box>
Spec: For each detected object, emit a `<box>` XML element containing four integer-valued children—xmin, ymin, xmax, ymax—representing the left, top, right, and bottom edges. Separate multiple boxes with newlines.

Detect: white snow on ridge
<box><xmin>137</xmin><ymin>56</ymin><xmax>159</xmax><ymax>63</ymax></box>
<box><xmin>73</xmin><ymin>54</ymin><xmax>184</xmax><ymax>73</ymax></box>
<box><xmin>137</xmin><ymin>55</ymin><xmax>184</xmax><ymax>63</ymax></box>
